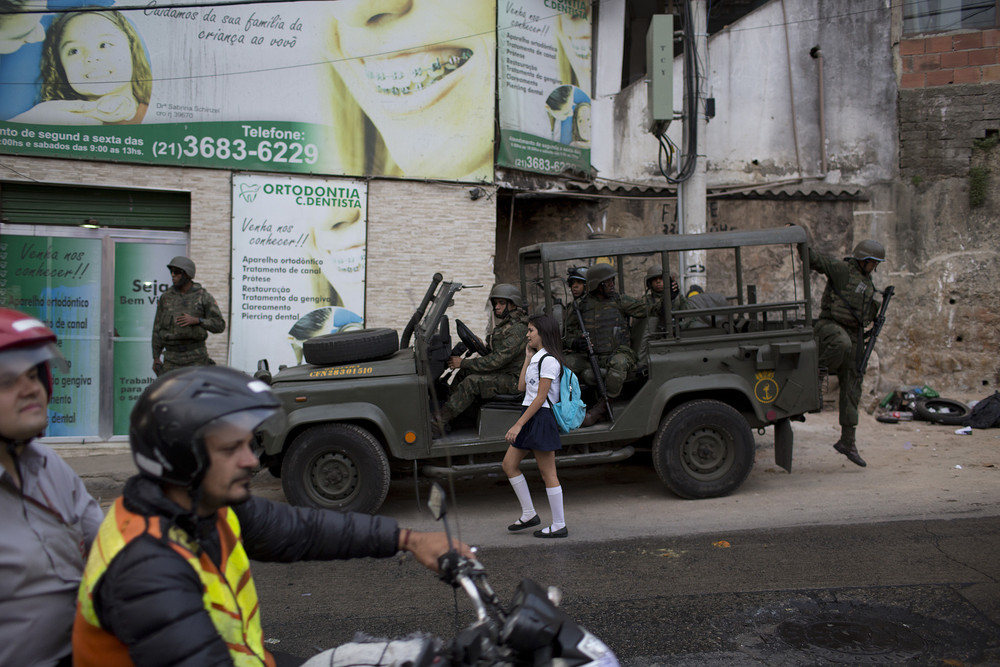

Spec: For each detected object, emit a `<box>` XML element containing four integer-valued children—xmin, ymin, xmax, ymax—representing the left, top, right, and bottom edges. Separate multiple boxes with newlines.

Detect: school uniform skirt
<box><xmin>512</xmin><ymin>406</ymin><xmax>562</xmax><ymax>452</ymax></box>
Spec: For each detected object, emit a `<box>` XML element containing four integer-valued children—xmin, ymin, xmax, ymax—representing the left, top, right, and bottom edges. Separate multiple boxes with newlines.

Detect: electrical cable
<box><xmin>658</xmin><ymin>0</ymin><xmax>699</xmax><ymax>185</ymax></box>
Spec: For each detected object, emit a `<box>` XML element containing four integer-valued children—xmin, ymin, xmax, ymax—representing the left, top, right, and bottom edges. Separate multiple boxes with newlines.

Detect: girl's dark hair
<box><xmin>39</xmin><ymin>10</ymin><xmax>152</xmax><ymax>105</ymax></box>
<box><xmin>528</xmin><ymin>314</ymin><xmax>566</xmax><ymax>368</ymax></box>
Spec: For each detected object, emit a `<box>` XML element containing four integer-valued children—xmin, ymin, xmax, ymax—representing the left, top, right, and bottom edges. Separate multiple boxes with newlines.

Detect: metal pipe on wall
<box><xmin>810</xmin><ymin>46</ymin><xmax>828</xmax><ymax>177</ymax></box>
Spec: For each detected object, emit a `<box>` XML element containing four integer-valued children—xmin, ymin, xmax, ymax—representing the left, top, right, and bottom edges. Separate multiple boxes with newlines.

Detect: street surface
<box><xmin>64</xmin><ymin>403</ymin><xmax>1000</xmax><ymax>664</ymax></box>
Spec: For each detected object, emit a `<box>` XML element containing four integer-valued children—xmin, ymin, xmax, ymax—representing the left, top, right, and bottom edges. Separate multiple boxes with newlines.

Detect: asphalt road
<box><xmin>251</xmin><ymin>516</ymin><xmax>1000</xmax><ymax>665</ymax></box>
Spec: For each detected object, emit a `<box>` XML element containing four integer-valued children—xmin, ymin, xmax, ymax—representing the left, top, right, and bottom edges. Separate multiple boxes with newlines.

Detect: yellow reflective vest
<box><xmin>73</xmin><ymin>497</ymin><xmax>274</xmax><ymax>667</ymax></box>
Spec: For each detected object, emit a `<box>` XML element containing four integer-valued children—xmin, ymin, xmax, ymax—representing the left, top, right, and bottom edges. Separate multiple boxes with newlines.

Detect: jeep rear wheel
<box><xmin>652</xmin><ymin>400</ymin><xmax>755</xmax><ymax>499</ymax></box>
<box><xmin>282</xmin><ymin>424</ymin><xmax>390</xmax><ymax>514</ymax></box>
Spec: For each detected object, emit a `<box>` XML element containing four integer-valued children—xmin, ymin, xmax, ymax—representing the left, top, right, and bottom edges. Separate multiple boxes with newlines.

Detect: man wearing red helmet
<box><xmin>0</xmin><ymin>307</ymin><xmax>104</xmax><ymax>667</ymax></box>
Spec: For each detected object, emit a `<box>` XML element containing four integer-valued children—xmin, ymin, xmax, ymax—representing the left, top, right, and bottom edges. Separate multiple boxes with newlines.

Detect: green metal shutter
<box><xmin>0</xmin><ymin>182</ymin><xmax>190</xmax><ymax>229</ymax></box>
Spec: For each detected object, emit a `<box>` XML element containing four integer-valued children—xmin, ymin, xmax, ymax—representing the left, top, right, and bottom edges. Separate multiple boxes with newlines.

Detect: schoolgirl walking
<box><xmin>503</xmin><ymin>314</ymin><xmax>568</xmax><ymax>538</ymax></box>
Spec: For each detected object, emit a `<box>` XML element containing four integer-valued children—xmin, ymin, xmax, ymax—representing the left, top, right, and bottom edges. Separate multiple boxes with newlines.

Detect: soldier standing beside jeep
<box><xmin>563</xmin><ymin>264</ymin><xmax>648</xmax><ymax>426</ymax></box>
<box><xmin>436</xmin><ymin>284</ymin><xmax>528</xmax><ymax>432</ymax></box>
<box><xmin>152</xmin><ymin>256</ymin><xmax>226</xmax><ymax>376</ymax></box>
<box><xmin>808</xmin><ymin>240</ymin><xmax>886</xmax><ymax>467</ymax></box>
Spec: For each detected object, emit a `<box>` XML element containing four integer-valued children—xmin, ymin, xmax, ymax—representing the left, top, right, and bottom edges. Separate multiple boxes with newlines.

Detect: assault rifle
<box><xmin>572</xmin><ymin>299</ymin><xmax>615</xmax><ymax>422</ymax></box>
<box><xmin>854</xmin><ymin>285</ymin><xmax>894</xmax><ymax>392</ymax></box>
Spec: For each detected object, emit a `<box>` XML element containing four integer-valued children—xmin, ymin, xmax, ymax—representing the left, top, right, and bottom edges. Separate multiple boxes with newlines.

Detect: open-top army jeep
<box><xmin>254</xmin><ymin>225</ymin><xmax>821</xmax><ymax>513</ymax></box>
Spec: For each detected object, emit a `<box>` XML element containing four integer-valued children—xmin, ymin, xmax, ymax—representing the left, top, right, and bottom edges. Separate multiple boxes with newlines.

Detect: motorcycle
<box><xmin>301</xmin><ymin>483</ymin><xmax>619</xmax><ymax>667</ymax></box>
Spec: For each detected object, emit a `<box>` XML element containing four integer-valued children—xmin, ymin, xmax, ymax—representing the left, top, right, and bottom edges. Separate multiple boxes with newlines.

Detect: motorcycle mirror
<box><xmin>428</xmin><ymin>482</ymin><xmax>447</xmax><ymax>520</ymax></box>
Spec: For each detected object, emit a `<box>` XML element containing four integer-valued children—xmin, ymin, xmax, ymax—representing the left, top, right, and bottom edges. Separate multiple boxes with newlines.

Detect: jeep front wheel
<box><xmin>652</xmin><ymin>400</ymin><xmax>755</xmax><ymax>499</ymax></box>
<box><xmin>282</xmin><ymin>424</ymin><xmax>391</xmax><ymax>514</ymax></box>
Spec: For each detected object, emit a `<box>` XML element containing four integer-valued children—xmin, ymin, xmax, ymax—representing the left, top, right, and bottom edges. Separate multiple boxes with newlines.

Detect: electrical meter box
<box><xmin>646</xmin><ymin>14</ymin><xmax>674</xmax><ymax>134</ymax></box>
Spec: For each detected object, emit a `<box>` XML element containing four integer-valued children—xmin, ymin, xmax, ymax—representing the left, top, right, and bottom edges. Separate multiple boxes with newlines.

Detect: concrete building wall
<box><xmin>609</xmin><ymin>0</ymin><xmax>898</xmax><ymax>188</ymax></box>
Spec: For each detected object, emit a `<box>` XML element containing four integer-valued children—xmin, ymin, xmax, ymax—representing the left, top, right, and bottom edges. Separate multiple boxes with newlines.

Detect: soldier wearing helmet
<box><xmin>638</xmin><ymin>264</ymin><xmax>688</xmax><ymax>358</ymax></box>
<box><xmin>0</xmin><ymin>307</ymin><xmax>103</xmax><ymax>667</ymax></box>
<box><xmin>437</xmin><ymin>284</ymin><xmax>529</xmax><ymax>432</ymax></box>
<box><xmin>567</xmin><ymin>266</ymin><xmax>588</xmax><ymax>300</ymax></box>
<box><xmin>808</xmin><ymin>238</ymin><xmax>887</xmax><ymax>467</ymax></box>
<box><xmin>73</xmin><ymin>366</ymin><xmax>470</xmax><ymax>666</ymax></box>
<box><xmin>562</xmin><ymin>263</ymin><xmax>648</xmax><ymax>425</ymax></box>
<box><xmin>152</xmin><ymin>256</ymin><xmax>226</xmax><ymax>376</ymax></box>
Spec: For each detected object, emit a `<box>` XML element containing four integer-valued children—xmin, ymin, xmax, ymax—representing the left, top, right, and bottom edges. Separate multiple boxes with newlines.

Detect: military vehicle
<box><xmin>254</xmin><ymin>225</ymin><xmax>821</xmax><ymax>513</ymax></box>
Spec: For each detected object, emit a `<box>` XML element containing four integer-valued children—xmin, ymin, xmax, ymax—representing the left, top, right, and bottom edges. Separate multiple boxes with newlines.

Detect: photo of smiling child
<box><xmin>11</xmin><ymin>9</ymin><xmax>151</xmax><ymax>125</ymax></box>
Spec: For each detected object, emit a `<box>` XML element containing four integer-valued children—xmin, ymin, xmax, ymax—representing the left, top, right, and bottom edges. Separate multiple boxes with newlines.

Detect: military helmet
<box><xmin>488</xmin><ymin>283</ymin><xmax>524</xmax><ymax>309</ymax></box>
<box><xmin>586</xmin><ymin>263</ymin><xmax>617</xmax><ymax>292</ymax></box>
<box><xmin>167</xmin><ymin>255</ymin><xmax>196</xmax><ymax>279</ymax></box>
<box><xmin>851</xmin><ymin>240</ymin><xmax>885</xmax><ymax>263</ymax></box>
<box><xmin>567</xmin><ymin>266</ymin><xmax>588</xmax><ymax>284</ymax></box>
<box><xmin>645</xmin><ymin>264</ymin><xmax>664</xmax><ymax>287</ymax></box>
<box><xmin>129</xmin><ymin>366</ymin><xmax>283</xmax><ymax>488</ymax></box>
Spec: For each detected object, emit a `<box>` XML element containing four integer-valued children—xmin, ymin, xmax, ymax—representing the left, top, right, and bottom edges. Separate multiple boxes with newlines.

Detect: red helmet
<box><xmin>0</xmin><ymin>308</ymin><xmax>69</xmax><ymax>397</ymax></box>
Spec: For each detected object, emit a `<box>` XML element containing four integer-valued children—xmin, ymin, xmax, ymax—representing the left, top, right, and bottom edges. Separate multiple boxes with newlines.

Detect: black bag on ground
<box><xmin>964</xmin><ymin>391</ymin><xmax>1000</xmax><ymax>429</ymax></box>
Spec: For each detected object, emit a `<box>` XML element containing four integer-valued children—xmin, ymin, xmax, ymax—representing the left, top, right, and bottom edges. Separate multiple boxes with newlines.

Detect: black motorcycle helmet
<box><xmin>129</xmin><ymin>366</ymin><xmax>284</xmax><ymax>488</ymax></box>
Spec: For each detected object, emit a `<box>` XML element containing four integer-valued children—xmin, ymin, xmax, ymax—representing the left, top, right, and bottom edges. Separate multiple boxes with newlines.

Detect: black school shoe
<box><xmin>533</xmin><ymin>526</ymin><xmax>568</xmax><ymax>538</ymax></box>
<box><xmin>507</xmin><ymin>515</ymin><xmax>541</xmax><ymax>531</ymax></box>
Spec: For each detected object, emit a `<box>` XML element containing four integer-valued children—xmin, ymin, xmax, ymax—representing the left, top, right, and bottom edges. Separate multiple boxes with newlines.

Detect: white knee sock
<box><xmin>509</xmin><ymin>474</ymin><xmax>535</xmax><ymax>521</ymax></box>
<box><xmin>546</xmin><ymin>485</ymin><xmax>565</xmax><ymax>531</ymax></box>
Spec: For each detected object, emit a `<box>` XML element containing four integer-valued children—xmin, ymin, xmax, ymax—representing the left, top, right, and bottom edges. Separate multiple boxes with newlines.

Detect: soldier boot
<box><xmin>833</xmin><ymin>426</ymin><xmax>866</xmax><ymax>467</ymax></box>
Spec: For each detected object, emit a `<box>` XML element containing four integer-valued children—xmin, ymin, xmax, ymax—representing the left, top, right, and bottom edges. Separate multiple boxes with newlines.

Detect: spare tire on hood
<box><xmin>303</xmin><ymin>328</ymin><xmax>399</xmax><ymax>366</ymax></box>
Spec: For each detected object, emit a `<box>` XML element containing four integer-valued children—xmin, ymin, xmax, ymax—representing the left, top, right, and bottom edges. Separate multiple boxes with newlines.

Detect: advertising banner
<box><xmin>112</xmin><ymin>241</ymin><xmax>186</xmax><ymax>435</ymax></box>
<box><xmin>0</xmin><ymin>1</ymin><xmax>495</xmax><ymax>182</ymax></box>
<box><xmin>497</xmin><ymin>0</ymin><xmax>592</xmax><ymax>176</ymax></box>
<box><xmin>0</xmin><ymin>234</ymin><xmax>101</xmax><ymax>436</ymax></box>
<box><xmin>230</xmin><ymin>173</ymin><xmax>367</xmax><ymax>374</ymax></box>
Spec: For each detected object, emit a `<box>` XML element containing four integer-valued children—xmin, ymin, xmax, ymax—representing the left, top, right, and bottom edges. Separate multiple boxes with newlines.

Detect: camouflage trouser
<box><xmin>564</xmin><ymin>347</ymin><xmax>636</xmax><ymax>399</ymax></box>
<box><xmin>439</xmin><ymin>370</ymin><xmax>520</xmax><ymax>423</ymax></box>
<box><xmin>815</xmin><ymin>318</ymin><xmax>861</xmax><ymax>428</ymax></box>
<box><xmin>159</xmin><ymin>344</ymin><xmax>213</xmax><ymax>376</ymax></box>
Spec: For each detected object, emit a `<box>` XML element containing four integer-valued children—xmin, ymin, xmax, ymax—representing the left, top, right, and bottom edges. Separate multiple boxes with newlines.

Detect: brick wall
<box><xmin>901</xmin><ymin>30</ymin><xmax>1000</xmax><ymax>88</ymax></box>
<box><xmin>365</xmin><ymin>180</ymin><xmax>498</xmax><ymax>335</ymax></box>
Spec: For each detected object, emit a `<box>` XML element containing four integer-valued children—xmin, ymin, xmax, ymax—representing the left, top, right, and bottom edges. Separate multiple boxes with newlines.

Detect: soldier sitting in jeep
<box><xmin>434</xmin><ymin>284</ymin><xmax>528</xmax><ymax>435</ymax></box>
<box><xmin>562</xmin><ymin>264</ymin><xmax>649</xmax><ymax>426</ymax></box>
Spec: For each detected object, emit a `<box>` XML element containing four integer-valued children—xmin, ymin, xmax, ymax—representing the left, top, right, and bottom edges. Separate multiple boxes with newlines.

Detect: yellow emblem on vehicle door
<box><xmin>754</xmin><ymin>370</ymin><xmax>779</xmax><ymax>403</ymax></box>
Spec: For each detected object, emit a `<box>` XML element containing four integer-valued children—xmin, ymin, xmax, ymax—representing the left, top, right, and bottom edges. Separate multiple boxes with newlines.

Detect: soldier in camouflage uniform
<box><xmin>638</xmin><ymin>264</ymin><xmax>689</xmax><ymax>357</ymax></box>
<box><xmin>151</xmin><ymin>256</ymin><xmax>226</xmax><ymax>376</ymax></box>
<box><xmin>435</xmin><ymin>284</ymin><xmax>528</xmax><ymax>431</ymax></box>
<box><xmin>563</xmin><ymin>264</ymin><xmax>647</xmax><ymax>425</ymax></box>
<box><xmin>561</xmin><ymin>266</ymin><xmax>588</xmax><ymax>335</ymax></box>
<box><xmin>809</xmin><ymin>240</ymin><xmax>886</xmax><ymax>467</ymax></box>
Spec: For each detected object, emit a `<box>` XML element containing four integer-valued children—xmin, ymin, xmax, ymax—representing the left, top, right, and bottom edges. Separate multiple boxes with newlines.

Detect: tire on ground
<box><xmin>282</xmin><ymin>423</ymin><xmax>391</xmax><ymax>514</ymax></box>
<box><xmin>652</xmin><ymin>399</ymin><xmax>755</xmax><ymax>499</ymax></box>
<box><xmin>913</xmin><ymin>398</ymin><xmax>971</xmax><ymax>426</ymax></box>
<box><xmin>303</xmin><ymin>328</ymin><xmax>399</xmax><ymax>366</ymax></box>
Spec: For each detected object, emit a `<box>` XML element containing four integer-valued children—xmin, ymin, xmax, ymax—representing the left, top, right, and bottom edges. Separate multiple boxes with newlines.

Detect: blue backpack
<box><xmin>540</xmin><ymin>354</ymin><xmax>586</xmax><ymax>432</ymax></box>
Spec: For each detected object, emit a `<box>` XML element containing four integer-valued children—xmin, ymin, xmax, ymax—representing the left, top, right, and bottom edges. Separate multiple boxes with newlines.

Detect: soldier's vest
<box><xmin>73</xmin><ymin>498</ymin><xmax>274</xmax><ymax>667</ymax></box>
<box><xmin>159</xmin><ymin>287</ymin><xmax>210</xmax><ymax>343</ymax></box>
<box><xmin>586</xmin><ymin>299</ymin><xmax>629</xmax><ymax>354</ymax></box>
<box><xmin>821</xmin><ymin>261</ymin><xmax>875</xmax><ymax>331</ymax></box>
<box><xmin>487</xmin><ymin>314</ymin><xmax>529</xmax><ymax>377</ymax></box>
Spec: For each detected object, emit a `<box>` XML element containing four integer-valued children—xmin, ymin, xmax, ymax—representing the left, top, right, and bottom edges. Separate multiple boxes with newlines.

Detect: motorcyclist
<box><xmin>73</xmin><ymin>365</ymin><xmax>471</xmax><ymax>666</ymax></box>
<box><xmin>0</xmin><ymin>308</ymin><xmax>103</xmax><ymax>667</ymax></box>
